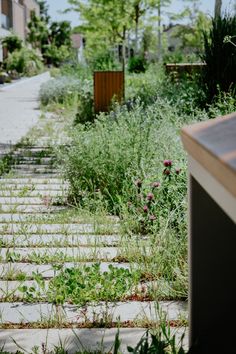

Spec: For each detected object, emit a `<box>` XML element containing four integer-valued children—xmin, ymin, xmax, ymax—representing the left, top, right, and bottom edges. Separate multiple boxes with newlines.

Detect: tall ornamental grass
<box><xmin>202</xmin><ymin>15</ymin><xmax>236</xmax><ymax>102</ymax></box>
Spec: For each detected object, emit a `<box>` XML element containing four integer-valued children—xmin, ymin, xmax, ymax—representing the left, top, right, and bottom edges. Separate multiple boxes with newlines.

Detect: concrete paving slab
<box><xmin>0</xmin><ymin>183</ymin><xmax>69</xmax><ymax>192</ymax></box>
<box><xmin>0</xmin><ymin>190</ymin><xmax>66</xmax><ymax>197</ymax></box>
<box><xmin>0</xmin><ymin>262</ymin><xmax>131</xmax><ymax>278</ymax></box>
<box><xmin>0</xmin><ymin>301</ymin><xmax>187</xmax><ymax>324</ymax></box>
<box><xmin>0</xmin><ymin>205</ymin><xmax>67</xmax><ymax>213</ymax></box>
<box><xmin>0</xmin><ymin>73</ymin><xmax>50</xmax><ymax>145</ymax></box>
<box><xmin>0</xmin><ymin>328</ymin><xmax>189</xmax><ymax>353</ymax></box>
<box><xmin>0</xmin><ymin>246</ymin><xmax>119</xmax><ymax>261</ymax></box>
<box><xmin>0</xmin><ymin>223</ymin><xmax>117</xmax><ymax>234</ymax></box>
<box><xmin>0</xmin><ymin>234</ymin><xmax>119</xmax><ymax>247</ymax></box>
<box><xmin>0</xmin><ymin>178</ymin><xmax>66</xmax><ymax>184</ymax></box>
<box><xmin>0</xmin><ymin>197</ymin><xmax>56</xmax><ymax>205</ymax></box>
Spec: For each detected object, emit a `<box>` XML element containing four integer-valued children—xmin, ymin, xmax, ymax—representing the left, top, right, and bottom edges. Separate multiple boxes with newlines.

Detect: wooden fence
<box><xmin>94</xmin><ymin>71</ymin><xmax>124</xmax><ymax>113</ymax></box>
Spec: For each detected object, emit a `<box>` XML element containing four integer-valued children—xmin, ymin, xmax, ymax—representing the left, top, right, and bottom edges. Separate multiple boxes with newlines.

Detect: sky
<box><xmin>47</xmin><ymin>0</ymin><xmax>235</xmax><ymax>27</ymax></box>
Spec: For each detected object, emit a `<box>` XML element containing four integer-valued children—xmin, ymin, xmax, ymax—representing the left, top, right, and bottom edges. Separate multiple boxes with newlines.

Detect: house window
<box><xmin>1</xmin><ymin>0</ymin><xmax>13</xmax><ymax>29</ymax></box>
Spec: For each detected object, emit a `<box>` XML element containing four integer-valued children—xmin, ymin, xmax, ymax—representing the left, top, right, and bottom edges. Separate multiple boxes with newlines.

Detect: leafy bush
<box><xmin>60</xmin><ymin>100</ymin><xmax>190</xmax><ymax>220</ymax></box>
<box><xmin>2</xmin><ymin>34</ymin><xmax>22</xmax><ymax>53</ymax></box>
<box><xmin>126</xmin><ymin>64</ymin><xmax>205</xmax><ymax>114</ymax></box>
<box><xmin>39</xmin><ymin>76</ymin><xmax>81</xmax><ymax>105</ymax></box>
<box><xmin>5</xmin><ymin>47</ymin><xmax>43</xmax><ymax>76</ymax></box>
<box><xmin>202</xmin><ymin>15</ymin><xmax>236</xmax><ymax>102</ymax></box>
<box><xmin>43</xmin><ymin>44</ymin><xmax>73</xmax><ymax>67</ymax></box>
<box><xmin>128</xmin><ymin>56</ymin><xmax>146</xmax><ymax>73</ymax></box>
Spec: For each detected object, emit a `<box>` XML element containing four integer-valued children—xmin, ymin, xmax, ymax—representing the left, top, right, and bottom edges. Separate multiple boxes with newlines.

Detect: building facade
<box><xmin>0</xmin><ymin>0</ymin><xmax>40</xmax><ymax>61</ymax></box>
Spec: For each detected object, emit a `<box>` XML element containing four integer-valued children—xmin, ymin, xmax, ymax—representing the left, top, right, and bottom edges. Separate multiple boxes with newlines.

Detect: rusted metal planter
<box><xmin>94</xmin><ymin>71</ymin><xmax>124</xmax><ymax>114</ymax></box>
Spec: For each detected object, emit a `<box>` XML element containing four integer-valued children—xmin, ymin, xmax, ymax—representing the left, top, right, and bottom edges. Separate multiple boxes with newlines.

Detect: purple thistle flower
<box><xmin>163</xmin><ymin>159</ymin><xmax>172</xmax><ymax>167</ymax></box>
<box><xmin>152</xmin><ymin>181</ymin><xmax>160</xmax><ymax>188</ymax></box>
<box><xmin>146</xmin><ymin>192</ymin><xmax>154</xmax><ymax>201</ymax></box>
<box><xmin>143</xmin><ymin>205</ymin><xmax>149</xmax><ymax>213</ymax></box>
<box><xmin>163</xmin><ymin>169</ymin><xmax>171</xmax><ymax>176</ymax></box>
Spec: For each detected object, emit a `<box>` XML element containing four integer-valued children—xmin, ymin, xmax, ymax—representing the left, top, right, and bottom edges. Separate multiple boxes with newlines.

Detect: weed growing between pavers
<box><xmin>47</xmin><ymin>263</ymin><xmax>141</xmax><ymax>305</ymax></box>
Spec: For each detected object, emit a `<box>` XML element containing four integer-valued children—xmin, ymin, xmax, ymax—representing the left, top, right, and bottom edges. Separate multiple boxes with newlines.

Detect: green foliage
<box><xmin>60</xmin><ymin>99</ymin><xmax>188</xmax><ymax>216</ymax></box>
<box><xmin>43</xmin><ymin>44</ymin><xmax>72</xmax><ymax>67</ymax></box>
<box><xmin>127</xmin><ymin>330</ymin><xmax>186</xmax><ymax>353</ymax></box>
<box><xmin>1</xmin><ymin>34</ymin><xmax>22</xmax><ymax>53</ymax></box>
<box><xmin>89</xmin><ymin>50</ymin><xmax>120</xmax><ymax>71</ymax></box>
<box><xmin>128</xmin><ymin>56</ymin><xmax>146</xmax><ymax>73</ymax></box>
<box><xmin>5</xmin><ymin>47</ymin><xmax>44</xmax><ymax>76</ymax></box>
<box><xmin>202</xmin><ymin>15</ymin><xmax>236</xmax><ymax>102</ymax></box>
<box><xmin>124</xmin><ymin>160</ymin><xmax>187</xmax><ymax>234</ymax></box>
<box><xmin>50</xmin><ymin>21</ymin><xmax>72</xmax><ymax>48</ymax></box>
<box><xmin>39</xmin><ymin>76</ymin><xmax>81</xmax><ymax>105</ymax></box>
<box><xmin>48</xmin><ymin>263</ymin><xmax>141</xmax><ymax>305</ymax></box>
<box><xmin>27</xmin><ymin>13</ymin><xmax>49</xmax><ymax>50</ymax></box>
<box><xmin>126</xmin><ymin>64</ymin><xmax>205</xmax><ymax>114</ymax></box>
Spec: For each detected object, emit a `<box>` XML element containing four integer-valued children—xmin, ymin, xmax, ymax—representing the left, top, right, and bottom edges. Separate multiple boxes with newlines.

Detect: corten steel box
<box><xmin>181</xmin><ymin>113</ymin><xmax>236</xmax><ymax>354</ymax></box>
<box><xmin>94</xmin><ymin>71</ymin><xmax>124</xmax><ymax>113</ymax></box>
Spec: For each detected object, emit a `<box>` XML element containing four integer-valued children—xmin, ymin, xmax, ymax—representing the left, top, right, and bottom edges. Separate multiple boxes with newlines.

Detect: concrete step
<box><xmin>0</xmin><ymin>328</ymin><xmax>188</xmax><ymax>354</ymax></box>
<box><xmin>0</xmin><ymin>262</ymin><xmax>131</xmax><ymax>278</ymax></box>
<box><xmin>11</xmin><ymin>164</ymin><xmax>56</xmax><ymax>171</ymax></box>
<box><xmin>0</xmin><ymin>178</ymin><xmax>66</xmax><ymax>184</ymax></box>
<box><xmin>0</xmin><ymin>190</ymin><xmax>67</xmax><ymax>197</ymax></box>
<box><xmin>0</xmin><ymin>204</ymin><xmax>67</xmax><ymax>213</ymax></box>
<box><xmin>0</xmin><ymin>223</ymin><xmax>118</xmax><ymax>234</ymax></box>
<box><xmin>0</xmin><ymin>183</ymin><xmax>69</xmax><ymax>191</ymax></box>
<box><xmin>12</xmin><ymin>157</ymin><xmax>55</xmax><ymax>165</ymax></box>
<box><xmin>0</xmin><ymin>301</ymin><xmax>187</xmax><ymax>324</ymax></box>
<box><xmin>0</xmin><ymin>234</ymin><xmax>119</xmax><ymax>247</ymax></box>
<box><xmin>0</xmin><ymin>246</ymin><xmax>119</xmax><ymax>261</ymax></box>
<box><xmin>0</xmin><ymin>196</ymin><xmax>66</xmax><ymax>205</ymax></box>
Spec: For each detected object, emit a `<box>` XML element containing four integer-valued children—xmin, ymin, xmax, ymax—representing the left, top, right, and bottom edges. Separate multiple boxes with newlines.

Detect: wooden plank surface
<box><xmin>181</xmin><ymin>112</ymin><xmax>236</xmax><ymax>198</ymax></box>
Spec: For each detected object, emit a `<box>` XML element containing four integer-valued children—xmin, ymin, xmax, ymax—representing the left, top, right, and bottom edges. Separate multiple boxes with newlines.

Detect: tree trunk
<box><xmin>214</xmin><ymin>0</ymin><xmax>222</xmax><ymax>18</ymax></box>
<box><xmin>134</xmin><ymin>4</ymin><xmax>139</xmax><ymax>55</ymax></box>
<box><xmin>157</xmin><ymin>2</ymin><xmax>162</xmax><ymax>61</ymax></box>
<box><xmin>122</xmin><ymin>25</ymin><xmax>126</xmax><ymax>71</ymax></box>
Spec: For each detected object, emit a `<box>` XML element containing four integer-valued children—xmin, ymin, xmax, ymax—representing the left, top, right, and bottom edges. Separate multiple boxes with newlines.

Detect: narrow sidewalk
<box><xmin>0</xmin><ymin>72</ymin><xmax>50</xmax><ymax>148</ymax></box>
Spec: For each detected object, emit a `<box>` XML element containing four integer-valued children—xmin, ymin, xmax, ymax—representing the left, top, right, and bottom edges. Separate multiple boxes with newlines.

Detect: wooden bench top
<box><xmin>181</xmin><ymin>112</ymin><xmax>236</xmax><ymax>198</ymax></box>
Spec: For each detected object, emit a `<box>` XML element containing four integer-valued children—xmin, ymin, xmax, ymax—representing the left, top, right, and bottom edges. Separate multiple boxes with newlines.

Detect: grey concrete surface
<box><xmin>0</xmin><ymin>73</ymin><xmax>50</xmax><ymax>146</ymax></box>
<box><xmin>0</xmin><ymin>301</ymin><xmax>187</xmax><ymax>324</ymax></box>
<box><xmin>0</xmin><ymin>328</ymin><xmax>189</xmax><ymax>353</ymax></box>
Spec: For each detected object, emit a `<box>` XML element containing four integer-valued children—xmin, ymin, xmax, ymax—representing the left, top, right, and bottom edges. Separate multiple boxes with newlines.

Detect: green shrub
<box><xmin>43</xmin><ymin>44</ymin><xmax>73</xmax><ymax>67</ymax></box>
<box><xmin>128</xmin><ymin>56</ymin><xmax>146</xmax><ymax>73</ymax></box>
<box><xmin>5</xmin><ymin>47</ymin><xmax>43</xmax><ymax>76</ymax></box>
<box><xmin>202</xmin><ymin>15</ymin><xmax>236</xmax><ymax>102</ymax></box>
<box><xmin>2</xmin><ymin>34</ymin><xmax>22</xmax><ymax>53</ymax></box>
<box><xmin>60</xmin><ymin>100</ymin><xmax>190</xmax><ymax>221</ymax></box>
<box><xmin>39</xmin><ymin>76</ymin><xmax>81</xmax><ymax>105</ymax></box>
<box><xmin>126</xmin><ymin>64</ymin><xmax>205</xmax><ymax>114</ymax></box>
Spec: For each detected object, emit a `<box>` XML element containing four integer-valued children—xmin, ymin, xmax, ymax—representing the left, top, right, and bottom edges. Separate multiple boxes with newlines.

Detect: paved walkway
<box><xmin>0</xmin><ymin>73</ymin><xmax>50</xmax><ymax>146</ymax></box>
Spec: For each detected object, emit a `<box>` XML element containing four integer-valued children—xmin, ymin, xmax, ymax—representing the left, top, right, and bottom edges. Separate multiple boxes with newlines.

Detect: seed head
<box><xmin>175</xmin><ymin>168</ymin><xmax>181</xmax><ymax>175</ymax></box>
<box><xmin>135</xmin><ymin>179</ymin><xmax>142</xmax><ymax>188</ymax></box>
<box><xmin>149</xmin><ymin>215</ymin><xmax>156</xmax><ymax>221</ymax></box>
<box><xmin>152</xmin><ymin>181</ymin><xmax>160</xmax><ymax>188</ymax></box>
